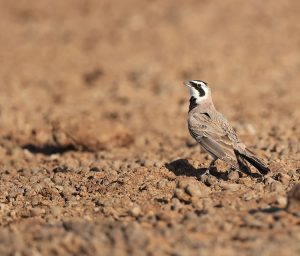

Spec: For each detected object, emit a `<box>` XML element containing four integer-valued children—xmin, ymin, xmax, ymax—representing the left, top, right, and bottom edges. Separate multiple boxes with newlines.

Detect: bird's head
<box><xmin>184</xmin><ymin>80</ymin><xmax>211</xmax><ymax>104</ymax></box>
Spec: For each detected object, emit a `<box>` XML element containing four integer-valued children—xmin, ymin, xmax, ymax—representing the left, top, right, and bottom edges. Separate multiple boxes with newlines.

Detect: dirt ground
<box><xmin>0</xmin><ymin>0</ymin><xmax>299</xmax><ymax>255</ymax></box>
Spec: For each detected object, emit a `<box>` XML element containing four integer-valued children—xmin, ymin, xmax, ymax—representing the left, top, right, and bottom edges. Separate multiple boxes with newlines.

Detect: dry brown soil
<box><xmin>0</xmin><ymin>0</ymin><xmax>300</xmax><ymax>255</ymax></box>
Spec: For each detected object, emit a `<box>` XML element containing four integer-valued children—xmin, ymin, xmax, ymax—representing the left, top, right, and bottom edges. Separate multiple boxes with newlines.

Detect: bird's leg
<box><xmin>204</xmin><ymin>158</ymin><xmax>217</xmax><ymax>175</ymax></box>
<box><xmin>227</xmin><ymin>166</ymin><xmax>236</xmax><ymax>174</ymax></box>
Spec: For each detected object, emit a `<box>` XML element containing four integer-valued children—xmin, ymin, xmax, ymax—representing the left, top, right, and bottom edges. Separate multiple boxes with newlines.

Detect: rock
<box><xmin>62</xmin><ymin>186</ymin><xmax>76</xmax><ymax>198</ymax></box>
<box><xmin>170</xmin><ymin>198</ymin><xmax>183</xmax><ymax>211</ymax></box>
<box><xmin>156</xmin><ymin>211</ymin><xmax>172</xmax><ymax>222</ymax></box>
<box><xmin>243</xmin><ymin>193</ymin><xmax>254</xmax><ymax>201</ymax></box>
<box><xmin>51</xmin><ymin>206</ymin><xmax>63</xmax><ymax>217</ymax></box>
<box><xmin>286</xmin><ymin>183</ymin><xmax>300</xmax><ymax>216</ymax></box>
<box><xmin>233</xmin><ymin>230</ymin><xmax>258</xmax><ymax>242</ymax></box>
<box><xmin>52</xmin><ymin>174</ymin><xmax>64</xmax><ymax>185</ymax></box>
<box><xmin>273</xmin><ymin>172</ymin><xmax>290</xmax><ymax>186</ymax></box>
<box><xmin>219</xmin><ymin>182</ymin><xmax>241</xmax><ymax>192</ymax></box>
<box><xmin>269</xmin><ymin>181</ymin><xmax>284</xmax><ymax>193</ymax></box>
<box><xmin>157</xmin><ymin>179</ymin><xmax>168</xmax><ymax>189</ymax></box>
<box><xmin>174</xmin><ymin>188</ymin><xmax>190</xmax><ymax>202</ymax></box>
<box><xmin>124</xmin><ymin>222</ymin><xmax>149</xmax><ymax>249</ymax></box>
<box><xmin>154</xmin><ymin>161</ymin><xmax>164</xmax><ymax>167</ymax></box>
<box><xmin>185</xmin><ymin>183</ymin><xmax>204</xmax><ymax>198</ymax></box>
<box><xmin>90</xmin><ymin>167</ymin><xmax>101</xmax><ymax>172</ymax></box>
<box><xmin>175</xmin><ymin>179</ymin><xmax>209</xmax><ymax>201</ymax></box>
<box><xmin>84</xmin><ymin>68</ymin><xmax>103</xmax><ymax>85</ymax></box>
<box><xmin>202</xmin><ymin>198</ymin><xmax>213</xmax><ymax>210</ymax></box>
<box><xmin>263</xmin><ymin>177</ymin><xmax>274</xmax><ymax>185</ymax></box>
<box><xmin>53</xmin><ymin>165</ymin><xmax>70</xmax><ymax>173</ymax></box>
<box><xmin>252</xmin><ymin>183</ymin><xmax>264</xmax><ymax>192</ymax></box>
<box><xmin>242</xmin><ymin>214</ymin><xmax>263</xmax><ymax>228</ymax></box>
<box><xmin>276</xmin><ymin>196</ymin><xmax>287</xmax><ymax>208</ymax></box>
<box><xmin>228</xmin><ymin>171</ymin><xmax>239</xmax><ymax>181</ymax></box>
<box><xmin>277</xmin><ymin>173</ymin><xmax>290</xmax><ymax>186</ymax></box>
<box><xmin>129</xmin><ymin>206</ymin><xmax>141</xmax><ymax>217</ymax></box>
<box><xmin>30</xmin><ymin>207</ymin><xmax>46</xmax><ymax>217</ymax></box>
<box><xmin>144</xmin><ymin>159</ymin><xmax>156</xmax><ymax>167</ymax></box>
<box><xmin>190</xmin><ymin>197</ymin><xmax>203</xmax><ymax>209</ymax></box>
<box><xmin>205</xmin><ymin>175</ymin><xmax>217</xmax><ymax>186</ymax></box>
<box><xmin>244</xmin><ymin>123</ymin><xmax>256</xmax><ymax>135</ymax></box>
<box><xmin>23</xmin><ymin>149</ymin><xmax>33</xmax><ymax>159</ymax></box>
<box><xmin>9</xmin><ymin>210</ymin><xmax>17</xmax><ymax>219</ymax></box>
<box><xmin>136</xmin><ymin>158</ymin><xmax>146</xmax><ymax>166</ymax></box>
<box><xmin>128</xmin><ymin>162</ymin><xmax>140</xmax><ymax>169</ymax></box>
<box><xmin>177</xmin><ymin>179</ymin><xmax>190</xmax><ymax>189</ymax></box>
<box><xmin>107</xmin><ymin>170</ymin><xmax>118</xmax><ymax>183</ymax></box>
<box><xmin>31</xmin><ymin>196</ymin><xmax>40</xmax><ymax>206</ymax></box>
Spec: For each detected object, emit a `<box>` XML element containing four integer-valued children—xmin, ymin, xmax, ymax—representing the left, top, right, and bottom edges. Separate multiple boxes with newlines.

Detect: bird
<box><xmin>184</xmin><ymin>80</ymin><xmax>270</xmax><ymax>176</ymax></box>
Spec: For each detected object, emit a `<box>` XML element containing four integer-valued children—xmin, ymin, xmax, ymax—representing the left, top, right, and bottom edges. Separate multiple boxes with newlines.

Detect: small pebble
<box><xmin>269</xmin><ymin>181</ymin><xmax>284</xmax><ymax>193</ymax></box>
<box><xmin>157</xmin><ymin>179</ymin><xmax>168</xmax><ymax>189</ymax></box>
<box><xmin>51</xmin><ymin>206</ymin><xmax>63</xmax><ymax>216</ymax></box>
<box><xmin>174</xmin><ymin>188</ymin><xmax>190</xmax><ymax>202</ymax></box>
<box><xmin>276</xmin><ymin>196</ymin><xmax>287</xmax><ymax>208</ymax></box>
<box><xmin>243</xmin><ymin>194</ymin><xmax>254</xmax><ymax>201</ymax></box>
<box><xmin>220</xmin><ymin>182</ymin><xmax>241</xmax><ymax>192</ymax></box>
<box><xmin>129</xmin><ymin>206</ymin><xmax>141</xmax><ymax>217</ymax></box>
<box><xmin>30</xmin><ymin>207</ymin><xmax>46</xmax><ymax>217</ymax></box>
<box><xmin>228</xmin><ymin>171</ymin><xmax>239</xmax><ymax>181</ymax></box>
<box><xmin>90</xmin><ymin>167</ymin><xmax>101</xmax><ymax>172</ymax></box>
<box><xmin>205</xmin><ymin>175</ymin><xmax>217</xmax><ymax>186</ymax></box>
<box><xmin>185</xmin><ymin>184</ymin><xmax>203</xmax><ymax>197</ymax></box>
<box><xmin>277</xmin><ymin>173</ymin><xmax>290</xmax><ymax>186</ymax></box>
<box><xmin>286</xmin><ymin>183</ymin><xmax>300</xmax><ymax>216</ymax></box>
<box><xmin>264</xmin><ymin>177</ymin><xmax>274</xmax><ymax>185</ymax></box>
<box><xmin>170</xmin><ymin>198</ymin><xmax>183</xmax><ymax>211</ymax></box>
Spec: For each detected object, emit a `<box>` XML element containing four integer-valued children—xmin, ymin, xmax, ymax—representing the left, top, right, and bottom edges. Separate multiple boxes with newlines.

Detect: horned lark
<box><xmin>184</xmin><ymin>80</ymin><xmax>270</xmax><ymax>175</ymax></box>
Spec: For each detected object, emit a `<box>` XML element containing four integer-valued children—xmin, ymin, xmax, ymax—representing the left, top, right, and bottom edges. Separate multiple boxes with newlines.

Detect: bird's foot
<box><xmin>203</xmin><ymin>165</ymin><xmax>217</xmax><ymax>176</ymax></box>
<box><xmin>203</xmin><ymin>168</ymin><xmax>211</xmax><ymax>176</ymax></box>
<box><xmin>203</xmin><ymin>159</ymin><xmax>217</xmax><ymax>176</ymax></box>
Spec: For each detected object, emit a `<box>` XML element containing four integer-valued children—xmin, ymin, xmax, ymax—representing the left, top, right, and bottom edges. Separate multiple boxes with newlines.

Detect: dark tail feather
<box><xmin>235</xmin><ymin>149</ymin><xmax>270</xmax><ymax>175</ymax></box>
<box><xmin>236</xmin><ymin>154</ymin><xmax>251</xmax><ymax>175</ymax></box>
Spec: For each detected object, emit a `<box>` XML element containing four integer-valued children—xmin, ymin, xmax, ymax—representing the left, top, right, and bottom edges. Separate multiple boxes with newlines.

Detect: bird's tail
<box><xmin>234</xmin><ymin>148</ymin><xmax>270</xmax><ymax>175</ymax></box>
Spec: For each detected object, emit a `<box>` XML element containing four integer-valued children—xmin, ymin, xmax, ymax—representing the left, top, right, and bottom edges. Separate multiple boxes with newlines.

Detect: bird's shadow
<box><xmin>165</xmin><ymin>158</ymin><xmax>226</xmax><ymax>180</ymax></box>
<box><xmin>165</xmin><ymin>158</ymin><xmax>263</xmax><ymax>180</ymax></box>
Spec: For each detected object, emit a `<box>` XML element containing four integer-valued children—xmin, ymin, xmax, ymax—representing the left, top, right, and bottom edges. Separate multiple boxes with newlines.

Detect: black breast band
<box><xmin>189</xmin><ymin>97</ymin><xmax>198</xmax><ymax>112</ymax></box>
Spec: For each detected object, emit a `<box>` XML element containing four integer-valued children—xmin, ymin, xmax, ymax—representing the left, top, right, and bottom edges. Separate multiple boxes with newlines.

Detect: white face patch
<box><xmin>189</xmin><ymin>87</ymin><xmax>201</xmax><ymax>102</ymax></box>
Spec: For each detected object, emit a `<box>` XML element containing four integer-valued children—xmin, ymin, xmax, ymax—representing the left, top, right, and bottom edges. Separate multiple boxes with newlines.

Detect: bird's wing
<box><xmin>188</xmin><ymin>112</ymin><xmax>237</xmax><ymax>163</ymax></box>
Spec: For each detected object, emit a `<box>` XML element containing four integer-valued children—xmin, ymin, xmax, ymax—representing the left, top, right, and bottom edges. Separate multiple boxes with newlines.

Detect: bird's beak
<box><xmin>184</xmin><ymin>81</ymin><xmax>192</xmax><ymax>87</ymax></box>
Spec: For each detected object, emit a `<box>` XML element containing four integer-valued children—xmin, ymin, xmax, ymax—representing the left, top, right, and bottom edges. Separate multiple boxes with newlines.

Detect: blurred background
<box><xmin>0</xmin><ymin>1</ymin><xmax>299</xmax><ymax>255</ymax></box>
<box><xmin>0</xmin><ymin>0</ymin><xmax>299</xmax><ymax>157</ymax></box>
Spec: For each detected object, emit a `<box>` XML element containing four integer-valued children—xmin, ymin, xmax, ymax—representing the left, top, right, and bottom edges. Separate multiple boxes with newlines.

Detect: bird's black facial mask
<box><xmin>190</xmin><ymin>80</ymin><xmax>207</xmax><ymax>97</ymax></box>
